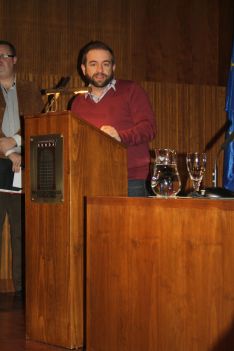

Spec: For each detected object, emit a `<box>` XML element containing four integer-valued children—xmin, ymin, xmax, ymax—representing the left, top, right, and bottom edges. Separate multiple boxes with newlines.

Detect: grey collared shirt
<box><xmin>86</xmin><ymin>79</ymin><xmax>116</xmax><ymax>103</ymax></box>
<box><xmin>1</xmin><ymin>81</ymin><xmax>21</xmax><ymax>154</ymax></box>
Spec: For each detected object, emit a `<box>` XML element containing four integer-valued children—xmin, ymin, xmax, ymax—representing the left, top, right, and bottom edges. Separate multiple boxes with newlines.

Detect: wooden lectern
<box><xmin>24</xmin><ymin>111</ymin><xmax>127</xmax><ymax>349</ymax></box>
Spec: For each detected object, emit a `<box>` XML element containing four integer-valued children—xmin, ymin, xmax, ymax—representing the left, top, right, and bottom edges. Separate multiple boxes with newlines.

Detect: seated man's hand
<box><xmin>8</xmin><ymin>153</ymin><xmax>21</xmax><ymax>173</ymax></box>
<box><xmin>0</xmin><ymin>137</ymin><xmax>16</xmax><ymax>154</ymax></box>
<box><xmin>100</xmin><ymin>125</ymin><xmax>121</xmax><ymax>142</ymax></box>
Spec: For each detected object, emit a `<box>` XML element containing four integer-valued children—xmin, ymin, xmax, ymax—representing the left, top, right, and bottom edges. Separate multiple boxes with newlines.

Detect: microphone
<box><xmin>42</xmin><ymin>76</ymin><xmax>70</xmax><ymax>113</ymax></box>
<box><xmin>55</xmin><ymin>76</ymin><xmax>70</xmax><ymax>89</ymax></box>
<box><xmin>205</xmin><ymin>131</ymin><xmax>234</xmax><ymax>198</ymax></box>
<box><xmin>41</xmin><ymin>76</ymin><xmax>70</xmax><ymax>95</ymax></box>
<box><xmin>220</xmin><ymin>130</ymin><xmax>234</xmax><ymax>149</ymax></box>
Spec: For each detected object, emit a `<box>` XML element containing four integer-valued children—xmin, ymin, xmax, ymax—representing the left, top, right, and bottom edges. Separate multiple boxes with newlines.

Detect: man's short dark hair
<box><xmin>0</xmin><ymin>40</ymin><xmax>16</xmax><ymax>56</ymax></box>
<box><xmin>80</xmin><ymin>40</ymin><xmax>115</xmax><ymax>65</ymax></box>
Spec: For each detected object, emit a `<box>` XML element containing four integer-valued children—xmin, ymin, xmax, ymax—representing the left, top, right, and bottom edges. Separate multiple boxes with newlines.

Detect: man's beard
<box><xmin>85</xmin><ymin>72</ymin><xmax>114</xmax><ymax>88</ymax></box>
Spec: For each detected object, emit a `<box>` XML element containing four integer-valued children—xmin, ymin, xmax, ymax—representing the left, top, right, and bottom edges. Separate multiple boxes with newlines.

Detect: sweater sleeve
<box><xmin>118</xmin><ymin>83</ymin><xmax>156</xmax><ymax>146</ymax></box>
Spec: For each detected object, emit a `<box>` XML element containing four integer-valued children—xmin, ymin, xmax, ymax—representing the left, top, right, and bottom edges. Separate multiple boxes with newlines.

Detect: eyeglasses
<box><xmin>0</xmin><ymin>54</ymin><xmax>14</xmax><ymax>59</ymax></box>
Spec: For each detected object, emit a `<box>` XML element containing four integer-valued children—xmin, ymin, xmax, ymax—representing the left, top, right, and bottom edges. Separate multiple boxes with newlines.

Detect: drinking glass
<box><xmin>151</xmin><ymin>149</ymin><xmax>181</xmax><ymax>197</ymax></box>
<box><xmin>186</xmin><ymin>152</ymin><xmax>207</xmax><ymax>192</ymax></box>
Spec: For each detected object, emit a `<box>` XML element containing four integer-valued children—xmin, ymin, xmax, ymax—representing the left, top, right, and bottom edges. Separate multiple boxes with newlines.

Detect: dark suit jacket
<box><xmin>0</xmin><ymin>79</ymin><xmax>43</xmax><ymax>157</ymax></box>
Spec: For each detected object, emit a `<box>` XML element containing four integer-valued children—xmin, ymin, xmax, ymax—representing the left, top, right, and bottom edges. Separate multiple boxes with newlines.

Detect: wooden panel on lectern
<box><xmin>86</xmin><ymin>197</ymin><xmax>234</xmax><ymax>351</ymax></box>
<box><xmin>24</xmin><ymin>111</ymin><xmax>127</xmax><ymax>349</ymax></box>
<box><xmin>0</xmin><ymin>215</ymin><xmax>14</xmax><ymax>292</ymax></box>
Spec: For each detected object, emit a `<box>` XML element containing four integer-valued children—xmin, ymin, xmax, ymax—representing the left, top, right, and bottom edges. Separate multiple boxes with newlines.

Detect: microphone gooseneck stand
<box><xmin>205</xmin><ymin>131</ymin><xmax>234</xmax><ymax>198</ymax></box>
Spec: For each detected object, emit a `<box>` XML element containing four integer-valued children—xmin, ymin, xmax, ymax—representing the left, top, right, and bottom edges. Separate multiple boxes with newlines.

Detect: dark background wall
<box><xmin>0</xmin><ymin>0</ymin><xmax>233</xmax><ymax>85</ymax></box>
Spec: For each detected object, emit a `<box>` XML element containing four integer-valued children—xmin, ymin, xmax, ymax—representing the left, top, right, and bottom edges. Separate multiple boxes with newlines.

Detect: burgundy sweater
<box><xmin>71</xmin><ymin>79</ymin><xmax>156</xmax><ymax>179</ymax></box>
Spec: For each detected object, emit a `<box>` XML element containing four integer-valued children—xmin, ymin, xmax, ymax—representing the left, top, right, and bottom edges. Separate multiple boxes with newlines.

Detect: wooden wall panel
<box><xmin>0</xmin><ymin>0</ymin><xmax>233</xmax><ymax>85</ymax></box>
<box><xmin>142</xmin><ymin>82</ymin><xmax>227</xmax><ymax>190</ymax></box>
<box><xmin>145</xmin><ymin>1</ymin><xmax>219</xmax><ymax>84</ymax></box>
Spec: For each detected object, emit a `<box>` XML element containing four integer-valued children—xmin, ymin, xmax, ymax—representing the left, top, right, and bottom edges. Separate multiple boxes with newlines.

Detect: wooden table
<box><xmin>86</xmin><ymin>197</ymin><xmax>234</xmax><ymax>351</ymax></box>
<box><xmin>24</xmin><ymin>112</ymin><xmax>127</xmax><ymax>349</ymax></box>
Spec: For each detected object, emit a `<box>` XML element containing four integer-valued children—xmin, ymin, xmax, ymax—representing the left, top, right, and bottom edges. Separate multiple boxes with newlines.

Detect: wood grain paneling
<box><xmin>0</xmin><ymin>0</ymin><xmax>233</xmax><ymax>84</ymax></box>
<box><xmin>141</xmin><ymin>82</ymin><xmax>227</xmax><ymax>190</ymax></box>
<box><xmin>86</xmin><ymin>196</ymin><xmax>234</xmax><ymax>351</ymax></box>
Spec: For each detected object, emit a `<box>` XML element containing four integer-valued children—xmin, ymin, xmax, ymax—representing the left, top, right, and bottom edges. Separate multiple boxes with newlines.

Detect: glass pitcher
<box><xmin>151</xmin><ymin>148</ymin><xmax>181</xmax><ymax>197</ymax></box>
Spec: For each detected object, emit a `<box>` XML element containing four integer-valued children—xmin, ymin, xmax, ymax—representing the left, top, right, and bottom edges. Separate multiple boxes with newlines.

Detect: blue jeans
<box><xmin>128</xmin><ymin>179</ymin><xmax>150</xmax><ymax>197</ymax></box>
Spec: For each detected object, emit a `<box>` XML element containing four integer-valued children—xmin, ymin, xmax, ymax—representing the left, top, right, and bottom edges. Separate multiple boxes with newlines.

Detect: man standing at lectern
<box><xmin>71</xmin><ymin>40</ymin><xmax>156</xmax><ymax>196</ymax></box>
<box><xmin>0</xmin><ymin>40</ymin><xmax>43</xmax><ymax>295</ymax></box>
